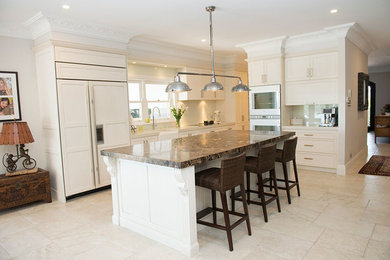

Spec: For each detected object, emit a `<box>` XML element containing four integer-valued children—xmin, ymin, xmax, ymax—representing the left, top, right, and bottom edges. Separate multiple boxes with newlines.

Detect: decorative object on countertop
<box><xmin>170</xmin><ymin>104</ymin><xmax>187</xmax><ymax>128</ymax></box>
<box><xmin>0</xmin><ymin>168</ymin><xmax>51</xmax><ymax>210</ymax></box>
<box><xmin>0</xmin><ymin>71</ymin><xmax>22</xmax><ymax>122</ymax></box>
<box><xmin>359</xmin><ymin>155</ymin><xmax>390</xmax><ymax>176</ymax></box>
<box><xmin>165</xmin><ymin>6</ymin><xmax>249</xmax><ymax>93</ymax></box>
<box><xmin>0</xmin><ymin>121</ymin><xmax>37</xmax><ymax>173</ymax></box>
<box><xmin>382</xmin><ymin>104</ymin><xmax>390</xmax><ymax>115</ymax></box>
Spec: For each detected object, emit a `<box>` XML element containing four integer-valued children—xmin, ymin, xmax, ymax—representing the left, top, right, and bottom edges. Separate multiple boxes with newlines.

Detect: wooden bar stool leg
<box><xmin>230</xmin><ymin>187</ymin><xmax>235</xmax><ymax>212</ymax></box>
<box><xmin>257</xmin><ymin>173</ymin><xmax>268</xmax><ymax>223</ymax></box>
<box><xmin>220</xmin><ymin>191</ymin><xmax>233</xmax><ymax>251</ymax></box>
<box><xmin>212</xmin><ymin>190</ymin><xmax>217</xmax><ymax>224</ymax></box>
<box><xmin>257</xmin><ymin>174</ymin><xmax>261</xmax><ymax>198</ymax></box>
<box><xmin>282</xmin><ymin>162</ymin><xmax>292</xmax><ymax>204</ymax></box>
<box><xmin>246</xmin><ymin>171</ymin><xmax>251</xmax><ymax>204</ymax></box>
<box><xmin>271</xmin><ymin>169</ymin><xmax>281</xmax><ymax>212</ymax></box>
<box><xmin>269</xmin><ymin>172</ymin><xmax>273</xmax><ymax>191</ymax></box>
<box><xmin>293</xmin><ymin>159</ymin><xmax>300</xmax><ymax>196</ymax></box>
<box><xmin>240</xmin><ymin>183</ymin><xmax>252</xmax><ymax>236</ymax></box>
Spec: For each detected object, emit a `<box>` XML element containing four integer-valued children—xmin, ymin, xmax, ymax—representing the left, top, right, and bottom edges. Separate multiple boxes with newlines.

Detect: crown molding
<box><xmin>128</xmin><ymin>37</ymin><xmax>247</xmax><ymax>71</ymax></box>
<box><xmin>345</xmin><ymin>23</ymin><xmax>376</xmax><ymax>55</ymax></box>
<box><xmin>236</xmin><ymin>36</ymin><xmax>288</xmax><ymax>59</ymax></box>
<box><xmin>0</xmin><ymin>21</ymin><xmax>32</xmax><ymax>39</ymax></box>
<box><xmin>23</xmin><ymin>12</ymin><xmax>136</xmax><ymax>50</ymax></box>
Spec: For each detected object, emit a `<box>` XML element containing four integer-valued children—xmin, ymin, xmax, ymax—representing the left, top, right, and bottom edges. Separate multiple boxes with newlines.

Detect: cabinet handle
<box><xmin>310</xmin><ymin>68</ymin><xmax>313</xmax><ymax>77</ymax></box>
<box><xmin>304</xmin><ymin>157</ymin><xmax>314</xmax><ymax>160</ymax></box>
<box><xmin>306</xmin><ymin>68</ymin><xmax>311</xmax><ymax>78</ymax></box>
<box><xmin>304</xmin><ymin>134</ymin><xmax>313</xmax><ymax>136</ymax></box>
<box><xmin>241</xmin><ymin>115</ymin><xmax>244</xmax><ymax>121</ymax></box>
<box><xmin>304</xmin><ymin>144</ymin><xmax>314</xmax><ymax>147</ymax></box>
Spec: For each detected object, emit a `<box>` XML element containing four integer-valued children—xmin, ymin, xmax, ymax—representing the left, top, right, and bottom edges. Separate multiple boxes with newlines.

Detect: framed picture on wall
<box><xmin>0</xmin><ymin>71</ymin><xmax>22</xmax><ymax>122</ymax></box>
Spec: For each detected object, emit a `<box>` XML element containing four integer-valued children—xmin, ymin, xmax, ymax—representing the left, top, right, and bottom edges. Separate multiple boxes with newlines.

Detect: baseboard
<box><xmin>296</xmin><ymin>165</ymin><xmax>336</xmax><ymax>174</ymax></box>
<box><xmin>337</xmin><ymin>145</ymin><xmax>368</xmax><ymax>176</ymax></box>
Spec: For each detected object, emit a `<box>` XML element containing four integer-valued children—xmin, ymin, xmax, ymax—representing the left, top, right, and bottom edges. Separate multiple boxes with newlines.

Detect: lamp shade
<box><xmin>203</xmin><ymin>76</ymin><xmax>224</xmax><ymax>91</ymax></box>
<box><xmin>0</xmin><ymin>122</ymin><xmax>34</xmax><ymax>145</ymax></box>
<box><xmin>166</xmin><ymin>75</ymin><xmax>192</xmax><ymax>92</ymax></box>
<box><xmin>232</xmin><ymin>80</ymin><xmax>250</xmax><ymax>92</ymax></box>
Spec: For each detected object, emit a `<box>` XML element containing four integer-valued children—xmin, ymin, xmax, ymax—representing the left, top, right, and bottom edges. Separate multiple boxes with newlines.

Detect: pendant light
<box><xmin>203</xmin><ymin>6</ymin><xmax>223</xmax><ymax>92</ymax></box>
<box><xmin>166</xmin><ymin>6</ymin><xmax>249</xmax><ymax>93</ymax></box>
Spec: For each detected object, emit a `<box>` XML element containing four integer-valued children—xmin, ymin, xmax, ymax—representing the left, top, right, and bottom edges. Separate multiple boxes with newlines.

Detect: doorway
<box><xmin>367</xmin><ymin>81</ymin><xmax>376</xmax><ymax>132</ymax></box>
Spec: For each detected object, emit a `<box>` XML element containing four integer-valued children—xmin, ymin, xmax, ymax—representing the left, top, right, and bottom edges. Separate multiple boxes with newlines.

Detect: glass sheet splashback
<box><xmin>290</xmin><ymin>104</ymin><xmax>338</xmax><ymax>126</ymax></box>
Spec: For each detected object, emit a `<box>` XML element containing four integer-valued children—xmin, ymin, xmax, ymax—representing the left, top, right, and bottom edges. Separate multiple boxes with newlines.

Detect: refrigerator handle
<box><xmin>96</xmin><ymin>125</ymin><xmax>104</xmax><ymax>144</ymax></box>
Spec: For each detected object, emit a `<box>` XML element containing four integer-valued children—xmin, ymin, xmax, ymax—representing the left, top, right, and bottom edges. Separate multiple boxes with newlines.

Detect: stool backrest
<box><xmin>257</xmin><ymin>144</ymin><xmax>277</xmax><ymax>173</ymax></box>
<box><xmin>282</xmin><ymin>137</ymin><xmax>298</xmax><ymax>162</ymax></box>
<box><xmin>220</xmin><ymin>152</ymin><xmax>246</xmax><ymax>190</ymax></box>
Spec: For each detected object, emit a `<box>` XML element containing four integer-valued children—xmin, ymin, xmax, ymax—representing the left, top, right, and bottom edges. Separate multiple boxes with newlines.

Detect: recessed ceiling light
<box><xmin>330</xmin><ymin>9</ymin><xmax>338</xmax><ymax>14</ymax></box>
<box><xmin>164</xmin><ymin>65</ymin><xmax>168</xmax><ymax>68</ymax></box>
<box><xmin>132</xmin><ymin>61</ymin><xmax>137</xmax><ymax>64</ymax></box>
<box><xmin>201</xmin><ymin>39</ymin><xmax>207</xmax><ymax>42</ymax></box>
<box><xmin>62</xmin><ymin>4</ymin><xmax>70</xmax><ymax>10</ymax></box>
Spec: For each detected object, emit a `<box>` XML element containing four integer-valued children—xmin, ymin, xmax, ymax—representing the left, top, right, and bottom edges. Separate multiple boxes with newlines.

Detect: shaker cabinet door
<box><xmin>90</xmin><ymin>81</ymin><xmax>130</xmax><ymax>187</ymax></box>
<box><xmin>57</xmin><ymin>80</ymin><xmax>95</xmax><ymax>196</ymax></box>
<box><xmin>285</xmin><ymin>56</ymin><xmax>310</xmax><ymax>82</ymax></box>
<box><xmin>310</xmin><ymin>52</ymin><xmax>338</xmax><ymax>80</ymax></box>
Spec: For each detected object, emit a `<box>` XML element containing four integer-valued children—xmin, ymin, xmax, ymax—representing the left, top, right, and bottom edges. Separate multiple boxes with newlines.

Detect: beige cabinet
<box><xmin>235</xmin><ymin>92</ymin><xmax>249</xmax><ymax>130</ymax></box>
<box><xmin>285</xmin><ymin>52</ymin><xmax>338</xmax><ymax>82</ymax></box>
<box><xmin>57</xmin><ymin>80</ymin><xmax>130</xmax><ymax>196</ymax></box>
<box><xmin>248</xmin><ymin>58</ymin><xmax>282</xmax><ymax>86</ymax></box>
<box><xmin>285</xmin><ymin>128</ymin><xmax>338</xmax><ymax>170</ymax></box>
<box><xmin>178</xmin><ymin>68</ymin><xmax>225</xmax><ymax>101</ymax></box>
<box><xmin>285</xmin><ymin>79</ymin><xmax>338</xmax><ymax>105</ymax></box>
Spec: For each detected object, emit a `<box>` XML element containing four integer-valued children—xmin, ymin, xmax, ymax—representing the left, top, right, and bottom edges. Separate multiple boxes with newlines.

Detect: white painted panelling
<box><xmin>310</xmin><ymin>52</ymin><xmax>338</xmax><ymax>79</ymax></box>
<box><xmin>55</xmin><ymin>47</ymin><xmax>127</xmax><ymax>67</ymax></box>
<box><xmin>57</xmin><ymin>80</ymin><xmax>95</xmax><ymax>196</ymax></box>
<box><xmin>285</xmin><ymin>79</ymin><xmax>338</xmax><ymax>105</ymax></box>
<box><xmin>285</xmin><ymin>55</ymin><xmax>311</xmax><ymax>81</ymax></box>
<box><xmin>119</xmin><ymin>160</ymin><xmax>150</xmax><ymax>220</ymax></box>
<box><xmin>56</xmin><ymin>62</ymin><xmax>127</xmax><ymax>81</ymax></box>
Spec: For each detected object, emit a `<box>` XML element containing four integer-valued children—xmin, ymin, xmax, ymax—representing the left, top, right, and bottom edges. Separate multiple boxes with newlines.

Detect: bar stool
<box><xmin>231</xmin><ymin>144</ymin><xmax>281</xmax><ymax>223</ymax></box>
<box><xmin>195</xmin><ymin>152</ymin><xmax>251</xmax><ymax>251</ymax></box>
<box><xmin>272</xmin><ymin>137</ymin><xmax>300</xmax><ymax>204</ymax></box>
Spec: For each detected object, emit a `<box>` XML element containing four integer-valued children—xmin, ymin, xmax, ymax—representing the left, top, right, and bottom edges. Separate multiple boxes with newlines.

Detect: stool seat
<box><xmin>268</xmin><ymin>137</ymin><xmax>300</xmax><ymax>204</ymax></box>
<box><xmin>275</xmin><ymin>149</ymin><xmax>283</xmax><ymax>162</ymax></box>
<box><xmin>244</xmin><ymin>156</ymin><xmax>258</xmax><ymax>173</ymax></box>
<box><xmin>195</xmin><ymin>152</ymin><xmax>251</xmax><ymax>251</ymax></box>
<box><xmin>231</xmin><ymin>144</ymin><xmax>281</xmax><ymax>223</ymax></box>
<box><xmin>195</xmin><ymin>167</ymin><xmax>221</xmax><ymax>190</ymax></box>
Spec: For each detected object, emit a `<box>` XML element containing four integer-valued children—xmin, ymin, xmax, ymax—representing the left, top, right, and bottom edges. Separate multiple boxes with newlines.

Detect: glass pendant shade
<box><xmin>203</xmin><ymin>76</ymin><xmax>224</xmax><ymax>91</ymax></box>
<box><xmin>232</xmin><ymin>80</ymin><xmax>250</xmax><ymax>92</ymax></box>
<box><xmin>165</xmin><ymin>75</ymin><xmax>192</xmax><ymax>92</ymax></box>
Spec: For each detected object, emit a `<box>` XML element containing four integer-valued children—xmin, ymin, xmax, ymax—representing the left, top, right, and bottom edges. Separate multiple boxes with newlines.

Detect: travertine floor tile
<box><xmin>303</xmin><ymin>244</ymin><xmax>364</xmax><ymax>260</ymax></box>
<box><xmin>371</xmin><ymin>224</ymin><xmax>390</xmax><ymax>243</ymax></box>
<box><xmin>364</xmin><ymin>239</ymin><xmax>390</xmax><ymax>260</ymax></box>
<box><xmin>315</xmin><ymin>229</ymin><xmax>369</xmax><ymax>256</ymax></box>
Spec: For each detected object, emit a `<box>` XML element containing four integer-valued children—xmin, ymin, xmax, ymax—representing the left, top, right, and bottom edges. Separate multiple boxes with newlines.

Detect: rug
<box><xmin>359</xmin><ymin>155</ymin><xmax>390</xmax><ymax>176</ymax></box>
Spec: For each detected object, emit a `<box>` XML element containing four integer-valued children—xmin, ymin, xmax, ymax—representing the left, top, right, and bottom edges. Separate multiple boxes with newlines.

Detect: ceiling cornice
<box><xmin>236</xmin><ymin>36</ymin><xmax>288</xmax><ymax>60</ymax></box>
<box><xmin>23</xmin><ymin>12</ymin><xmax>137</xmax><ymax>48</ymax></box>
<box><xmin>128</xmin><ymin>37</ymin><xmax>247</xmax><ymax>71</ymax></box>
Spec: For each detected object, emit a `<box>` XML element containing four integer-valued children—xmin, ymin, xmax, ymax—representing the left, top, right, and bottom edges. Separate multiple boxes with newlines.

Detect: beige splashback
<box><xmin>177</xmin><ymin>100</ymin><xmax>217</xmax><ymax>126</ymax></box>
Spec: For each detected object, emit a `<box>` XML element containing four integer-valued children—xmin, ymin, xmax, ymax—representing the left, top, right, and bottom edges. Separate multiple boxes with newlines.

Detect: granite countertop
<box><xmin>131</xmin><ymin>122</ymin><xmax>235</xmax><ymax>138</ymax></box>
<box><xmin>102</xmin><ymin>130</ymin><xmax>294</xmax><ymax>169</ymax></box>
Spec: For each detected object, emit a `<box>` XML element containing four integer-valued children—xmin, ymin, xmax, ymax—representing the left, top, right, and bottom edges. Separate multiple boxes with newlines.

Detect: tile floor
<box><xmin>1</xmin><ymin>133</ymin><xmax>389</xmax><ymax>259</ymax></box>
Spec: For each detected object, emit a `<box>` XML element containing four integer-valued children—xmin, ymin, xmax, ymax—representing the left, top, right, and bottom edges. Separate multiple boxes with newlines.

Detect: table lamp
<box><xmin>0</xmin><ymin>121</ymin><xmax>36</xmax><ymax>172</ymax></box>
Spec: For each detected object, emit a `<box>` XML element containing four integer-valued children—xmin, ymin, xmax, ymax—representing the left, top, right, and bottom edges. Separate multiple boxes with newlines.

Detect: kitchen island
<box><xmin>101</xmin><ymin>130</ymin><xmax>294</xmax><ymax>256</ymax></box>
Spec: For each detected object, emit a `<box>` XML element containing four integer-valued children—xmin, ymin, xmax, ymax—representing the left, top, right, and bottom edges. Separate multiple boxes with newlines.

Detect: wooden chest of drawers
<box><xmin>0</xmin><ymin>168</ymin><xmax>52</xmax><ymax>210</ymax></box>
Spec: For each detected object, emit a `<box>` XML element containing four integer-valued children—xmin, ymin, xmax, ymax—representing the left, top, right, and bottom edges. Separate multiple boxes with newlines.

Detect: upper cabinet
<box><xmin>248</xmin><ymin>58</ymin><xmax>282</xmax><ymax>86</ymax></box>
<box><xmin>285</xmin><ymin>52</ymin><xmax>338</xmax><ymax>82</ymax></box>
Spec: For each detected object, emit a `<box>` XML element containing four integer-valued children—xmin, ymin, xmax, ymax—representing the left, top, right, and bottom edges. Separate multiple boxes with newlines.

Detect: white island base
<box><xmin>103</xmin><ymin>151</ymin><xmax>289</xmax><ymax>256</ymax></box>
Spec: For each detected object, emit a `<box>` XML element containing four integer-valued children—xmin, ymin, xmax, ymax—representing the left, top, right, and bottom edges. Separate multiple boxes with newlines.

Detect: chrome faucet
<box><xmin>152</xmin><ymin>107</ymin><xmax>161</xmax><ymax>130</ymax></box>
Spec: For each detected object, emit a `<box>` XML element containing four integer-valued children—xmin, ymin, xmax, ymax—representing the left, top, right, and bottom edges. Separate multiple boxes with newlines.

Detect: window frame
<box><xmin>128</xmin><ymin>79</ymin><xmax>176</xmax><ymax>124</ymax></box>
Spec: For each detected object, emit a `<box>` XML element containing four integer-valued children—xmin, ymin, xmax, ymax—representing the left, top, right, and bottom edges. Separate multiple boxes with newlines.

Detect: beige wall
<box><xmin>369</xmin><ymin>71</ymin><xmax>390</xmax><ymax>115</ymax></box>
<box><xmin>0</xmin><ymin>36</ymin><xmax>45</xmax><ymax>172</ymax></box>
<box><xmin>343</xmin><ymin>39</ymin><xmax>368</xmax><ymax>164</ymax></box>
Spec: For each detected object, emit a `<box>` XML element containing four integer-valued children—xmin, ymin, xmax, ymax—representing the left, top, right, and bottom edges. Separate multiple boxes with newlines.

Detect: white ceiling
<box><xmin>1</xmin><ymin>0</ymin><xmax>390</xmax><ymax>71</ymax></box>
